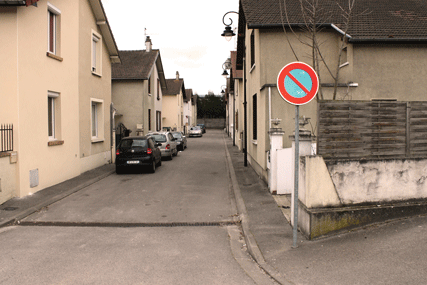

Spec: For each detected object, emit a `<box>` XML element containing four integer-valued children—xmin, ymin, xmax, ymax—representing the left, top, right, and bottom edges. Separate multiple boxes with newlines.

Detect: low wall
<box><xmin>298</xmin><ymin>156</ymin><xmax>427</xmax><ymax>239</ymax></box>
<box><xmin>197</xmin><ymin>118</ymin><xmax>225</xmax><ymax>129</ymax></box>
<box><xmin>0</xmin><ymin>152</ymin><xmax>17</xmax><ymax>204</ymax></box>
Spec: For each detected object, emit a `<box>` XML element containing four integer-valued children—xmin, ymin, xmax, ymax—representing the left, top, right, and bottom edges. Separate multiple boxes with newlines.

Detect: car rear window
<box><xmin>151</xmin><ymin>134</ymin><xmax>167</xmax><ymax>143</ymax></box>
<box><xmin>119</xmin><ymin>139</ymin><xmax>147</xmax><ymax>149</ymax></box>
<box><xmin>172</xmin><ymin>133</ymin><xmax>182</xmax><ymax>138</ymax></box>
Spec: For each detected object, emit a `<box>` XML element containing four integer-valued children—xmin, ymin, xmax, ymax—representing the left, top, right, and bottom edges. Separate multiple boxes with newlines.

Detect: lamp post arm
<box><xmin>222</xmin><ymin>11</ymin><xmax>239</xmax><ymax>27</ymax></box>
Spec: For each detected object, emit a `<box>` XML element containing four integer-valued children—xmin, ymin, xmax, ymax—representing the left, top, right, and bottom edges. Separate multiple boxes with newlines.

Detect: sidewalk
<box><xmin>225</xmin><ymin>137</ymin><xmax>427</xmax><ymax>285</ymax></box>
<box><xmin>0</xmin><ymin>164</ymin><xmax>115</xmax><ymax>227</ymax></box>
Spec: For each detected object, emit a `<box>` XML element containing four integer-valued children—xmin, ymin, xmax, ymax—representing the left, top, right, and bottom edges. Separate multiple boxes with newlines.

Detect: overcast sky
<box><xmin>102</xmin><ymin>0</ymin><xmax>239</xmax><ymax>95</ymax></box>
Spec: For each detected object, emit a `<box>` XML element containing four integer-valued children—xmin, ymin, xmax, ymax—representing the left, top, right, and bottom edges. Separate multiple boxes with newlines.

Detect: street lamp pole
<box><xmin>221</xmin><ymin>10</ymin><xmax>247</xmax><ymax>167</ymax></box>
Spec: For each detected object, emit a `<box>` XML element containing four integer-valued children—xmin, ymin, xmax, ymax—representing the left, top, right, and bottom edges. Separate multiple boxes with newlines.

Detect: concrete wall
<box><xmin>298</xmin><ymin>155</ymin><xmax>427</xmax><ymax>238</ymax></box>
<box><xmin>0</xmin><ymin>1</ymin><xmax>82</xmax><ymax>197</ymax></box>
<box><xmin>197</xmin><ymin>118</ymin><xmax>226</xmax><ymax>129</ymax></box>
<box><xmin>0</xmin><ymin>154</ymin><xmax>17</xmax><ymax>204</ymax></box>
<box><xmin>78</xmin><ymin>0</ymin><xmax>112</xmax><ymax>173</ymax></box>
<box><xmin>112</xmin><ymin>80</ymin><xmax>144</xmax><ymax>135</ymax></box>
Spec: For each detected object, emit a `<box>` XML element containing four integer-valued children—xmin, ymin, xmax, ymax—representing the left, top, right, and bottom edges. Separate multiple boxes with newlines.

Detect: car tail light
<box><xmin>147</xmin><ymin>148</ymin><xmax>152</xmax><ymax>154</ymax></box>
<box><xmin>166</xmin><ymin>144</ymin><xmax>170</xmax><ymax>150</ymax></box>
<box><xmin>116</xmin><ymin>149</ymin><xmax>120</xmax><ymax>156</ymax></box>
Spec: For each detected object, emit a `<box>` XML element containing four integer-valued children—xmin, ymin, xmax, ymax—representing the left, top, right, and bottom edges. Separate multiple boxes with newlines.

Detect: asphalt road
<box><xmin>0</xmin><ymin>130</ymin><xmax>277</xmax><ymax>285</ymax></box>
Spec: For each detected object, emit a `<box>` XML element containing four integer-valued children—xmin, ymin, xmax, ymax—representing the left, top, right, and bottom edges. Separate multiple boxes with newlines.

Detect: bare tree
<box><xmin>279</xmin><ymin>0</ymin><xmax>368</xmax><ymax>100</ymax></box>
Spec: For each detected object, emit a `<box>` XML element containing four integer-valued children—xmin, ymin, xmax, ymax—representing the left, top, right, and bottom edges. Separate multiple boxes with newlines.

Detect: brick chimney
<box><xmin>145</xmin><ymin>36</ymin><xmax>152</xmax><ymax>52</ymax></box>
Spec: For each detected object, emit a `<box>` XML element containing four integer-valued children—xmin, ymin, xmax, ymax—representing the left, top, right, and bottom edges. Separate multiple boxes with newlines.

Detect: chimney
<box><xmin>176</xmin><ymin>71</ymin><xmax>179</xmax><ymax>80</ymax></box>
<box><xmin>145</xmin><ymin>36</ymin><xmax>152</xmax><ymax>52</ymax></box>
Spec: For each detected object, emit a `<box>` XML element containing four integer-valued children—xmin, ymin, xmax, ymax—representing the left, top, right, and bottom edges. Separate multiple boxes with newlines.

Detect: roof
<box><xmin>0</xmin><ymin>0</ymin><xmax>25</xmax><ymax>5</ymax></box>
<box><xmin>240</xmin><ymin>0</ymin><xmax>427</xmax><ymax>42</ymax></box>
<box><xmin>112</xmin><ymin>49</ymin><xmax>167</xmax><ymax>88</ymax></box>
<box><xmin>88</xmin><ymin>0</ymin><xmax>120</xmax><ymax>63</ymax></box>
<box><xmin>184</xmin><ymin>89</ymin><xmax>193</xmax><ymax>103</ymax></box>
<box><xmin>164</xmin><ymin>78</ymin><xmax>186</xmax><ymax>98</ymax></box>
<box><xmin>113</xmin><ymin>50</ymin><xmax>157</xmax><ymax>79</ymax></box>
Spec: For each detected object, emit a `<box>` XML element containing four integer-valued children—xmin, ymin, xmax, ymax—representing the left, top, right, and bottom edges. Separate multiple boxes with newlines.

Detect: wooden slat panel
<box><xmin>317</xmin><ymin>100</ymin><xmax>427</xmax><ymax>159</ymax></box>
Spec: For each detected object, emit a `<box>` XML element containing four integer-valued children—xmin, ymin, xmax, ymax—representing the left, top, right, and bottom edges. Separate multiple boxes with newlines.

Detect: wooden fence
<box><xmin>317</xmin><ymin>101</ymin><xmax>427</xmax><ymax>159</ymax></box>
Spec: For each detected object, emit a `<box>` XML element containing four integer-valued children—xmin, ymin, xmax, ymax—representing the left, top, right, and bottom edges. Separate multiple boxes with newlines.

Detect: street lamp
<box><xmin>221</xmin><ymin>11</ymin><xmax>238</xmax><ymax>41</ymax></box>
<box><xmin>221</xmin><ymin>10</ymin><xmax>247</xmax><ymax>166</ymax></box>
<box><xmin>222</xmin><ymin>58</ymin><xmax>232</xmax><ymax>78</ymax></box>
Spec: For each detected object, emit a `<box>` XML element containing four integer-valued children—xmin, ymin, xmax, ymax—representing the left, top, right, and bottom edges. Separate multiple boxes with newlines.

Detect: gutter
<box><xmin>247</xmin><ymin>22</ymin><xmax>427</xmax><ymax>44</ymax></box>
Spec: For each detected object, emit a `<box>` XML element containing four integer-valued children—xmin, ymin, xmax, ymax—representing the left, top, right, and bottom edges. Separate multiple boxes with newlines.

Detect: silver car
<box><xmin>147</xmin><ymin>131</ymin><xmax>178</xmax><ymax>160</ymax></box>
<box><xmin>188</xmin><ymin>126</ymin><xmax>202</xmax><ymax>137</ymax></box>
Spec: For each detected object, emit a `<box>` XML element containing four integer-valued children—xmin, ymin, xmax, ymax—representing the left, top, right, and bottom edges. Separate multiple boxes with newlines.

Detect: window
<box><xmin>148</xmin><ymin>109</ymin><xmax>152</xmax><ymax>131</ymax></box>
<box><xmin>250</xmin><ymin>31</ymin><xmax>255</xmax><ymax>68</ymax></box>
<box><xmin>91</xmin><ymin>99</ymin><xmax>104</xmax><ymax>142</ymax></box>
<box><xmin>91</xmin><ymin>102</ymin><xmax>98</xmax><ymax>137</ymax></box>
<box><xmin>91</xmin><ymin>31</ymin><xmax>102</xmax><ymax>75</ymax></box>
<box><xmin>156</xmin><ymin>111</ymin><xmax>162</xmax><ymax>131</ymax></box>
<box><xmin>48</xmin><ymin>91</ymin><xmax>60</xmax><ymax>140</ymax></box>
<box><xmin>47</xmin><ymin>3</ymin><xmax>61</xmax><ymax>57</ymax></box>
<box><xmin>157</xmin><ymin>78</ymin><xmax>160</xmax><ymax>100</ymax></box>
<box><xmin>148</xmin><ymin>76</ymin><xmax>151</xmax><ymax>95</ymax></box>
<box><xmin>252</xmin><ymin>94</ymin><xmax>257</xmax><ymax>140</ymax></box>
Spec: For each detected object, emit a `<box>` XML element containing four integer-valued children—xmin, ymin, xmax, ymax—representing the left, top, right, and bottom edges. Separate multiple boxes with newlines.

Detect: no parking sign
<box><xmin>276</xmin><ymin>62</ymin><xmax>319</xmax><ymax>247</ymax></box>
<box><xmin>277</xmin><ymin>62</ymin><xmax>319</xmax><ymax>105</ymax></box>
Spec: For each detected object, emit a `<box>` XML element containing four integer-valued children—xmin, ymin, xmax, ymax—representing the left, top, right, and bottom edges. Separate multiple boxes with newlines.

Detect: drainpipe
<box><xmin>243</xmin><ymin>52</ymin><xmax>248</xmax><ymax>167</ymax></box>
<box><xmin>269</xmin><ymin>87</ymin><xmax>272</xmax><ymax>130</ymax></box>
<box><xmin>110</xmin><ymin>102</ymin><xmax>115</xmax><ymax>163</ymax></box>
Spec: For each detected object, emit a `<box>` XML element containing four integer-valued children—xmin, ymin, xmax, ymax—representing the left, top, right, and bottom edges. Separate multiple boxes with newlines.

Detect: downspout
<box><xmin>243</xmin><ymin>50</ymin><xmax>248</xmax><ymax>167</ymax></box>
<box><xmin>269</xmin><ymin>87</ymin><xmax>272</xmax><ymax>130</ymax></box>
<box><xmin>233</xmin><ymin>91</ymin><xmax>236</xmax><ymax>146</ymax></box>
<box><xmin>110</xmin><ymin>102</ymin><xmax>115</xmax><ymax>163</ymax></box>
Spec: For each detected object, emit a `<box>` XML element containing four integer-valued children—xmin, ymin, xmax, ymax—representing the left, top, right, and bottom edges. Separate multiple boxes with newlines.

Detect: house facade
<box><xmin>112</xmin><ymin>37</ymin><xmax>167</xmax><ymax>139</ymax></box>
<box><xmin>163</xmin><ymin>73</ymin><xmax>187</xmax><ymax>132</ymax></box>
<box><xmin>0</xmin><ymin>0</ymin><xmax>119</xmax><ymax>203</ymax></box>
<box><xmin>235</xmin><ymin>0</ymin><xmax>427</xmax><ymax>182</ymax></box>
<box><xmin>183</xmin><ymin>89</ymin><xmax>194</xmax><ymax>133</ymax></box>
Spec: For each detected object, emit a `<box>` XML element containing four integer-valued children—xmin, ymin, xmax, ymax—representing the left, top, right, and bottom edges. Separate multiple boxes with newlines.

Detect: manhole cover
<box><xmin>2</xmin><ymin>207</ymin><xmax>18</xmax><ymax>211</ymax></box>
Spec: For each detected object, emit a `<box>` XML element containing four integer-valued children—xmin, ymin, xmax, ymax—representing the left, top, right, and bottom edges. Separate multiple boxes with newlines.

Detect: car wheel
<box><xmin>157</xmin><ymin>158</ymin><xmax>162</xmax><ymax>167</ymax></box>
<box><xmin>149</xmin><ymin>160</ymin><xmax>156</xmax><ymax>173</ymax></box>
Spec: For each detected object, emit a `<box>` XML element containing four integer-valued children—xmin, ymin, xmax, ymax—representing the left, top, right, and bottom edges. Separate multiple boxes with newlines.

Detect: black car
<box><xmin>197</xmin><ymin>123</ymin><xmax>206</xmax><ymax>133</ymax></box>
<box><xmin>115</xmin><ymin>136</ymin><xmax>162</xmax><ymax>174</ymax></box>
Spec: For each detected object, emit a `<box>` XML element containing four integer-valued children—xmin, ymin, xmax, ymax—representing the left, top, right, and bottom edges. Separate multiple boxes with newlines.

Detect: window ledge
<box><xmin>0</xmin><ymin>152</ymin><xmax>11</xmax><ymax>158</ymax></box>
<box><xmin>48</xmin><ymin>140</ymin><xmax>64</xmax><ymax>146</ymax></box>
<box><xmin>92</xmin><ymin>71</ymin><xmax>102</xmax><ymax>77</ymax></box>
<box><xmin>46</xmin><ymin>52</ymin><xmax>63</xmax><ymax>62</ymax></box>
<box><xmin>250</xmin><ymin>64</ymin><xmax>256</xmax><ymax>73</ymax></box>
<box><xmin>91</xmin><ymin>138</ymin><xmax>104</xmax><ymax>144</ymax></box>
<box><xmin>252</xmin><ymin>140</ymin><xmax>258</xmax><ymax>145</ymax></box>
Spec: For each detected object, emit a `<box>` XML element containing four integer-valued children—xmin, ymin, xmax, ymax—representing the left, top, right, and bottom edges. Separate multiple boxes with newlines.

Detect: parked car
<box><xmin>197</xmin><ymin>123</ymin><xmax>206</xmax><ymax>133</ymax></box>
<box><xmin>115</xmin><ymin>136</ymin><xmax>161</xmax><ymax>174</ymax></box>
<box><xmin>148</xmin><ymin>131</ymin><xmax>178</xmax><ymax>160</ymax></box>
<box><xmin>188</xmin><ymin>126</ymin><xmax>203</xmax><ymax>137</ymax></box>
<box><xmin>172</xmin><ymin>132</ymin><xmax>187</xmax><ymax>151</ymax></box>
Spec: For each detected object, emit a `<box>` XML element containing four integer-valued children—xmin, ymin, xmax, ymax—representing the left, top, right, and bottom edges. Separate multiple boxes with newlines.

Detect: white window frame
<box><xmin>48</xmin><ymin>91</ymin><xmax>59</xmax><ymax>140</ymax></box>
<box><xmin>91</xmin><ymin>98</ymin><xmax>104</xmax><ymax>142</ymax></box>
<box><xmin>91</xmin><ymin>30</ymin><xmax>102</xmax><ymax>76</ymax></box>
<box><xmin>47</xmin><ymin>3</ymin><xmax>61</xmax><ymax>55</ymax></box>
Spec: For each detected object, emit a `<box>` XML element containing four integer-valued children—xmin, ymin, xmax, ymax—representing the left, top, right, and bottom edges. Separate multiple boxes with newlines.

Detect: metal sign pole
<box><xmin>293</xmin><ymin>105</ymin><xmax>299</xmax><ymax>248</ymax></box>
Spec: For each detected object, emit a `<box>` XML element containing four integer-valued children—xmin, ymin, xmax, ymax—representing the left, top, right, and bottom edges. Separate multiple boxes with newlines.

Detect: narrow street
<box><xmin>0</xmin><ymin>130</ymin><xmax>276</xmax><ymax>285</ymax></box>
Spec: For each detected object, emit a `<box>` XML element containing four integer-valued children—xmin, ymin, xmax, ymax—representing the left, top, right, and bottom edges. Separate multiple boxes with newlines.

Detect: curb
<box><xmin>223</xmin><ymin>137</ymin><xmax>293</xmax><ymax>285</ymax></box>
<box><xmin>0</xmin><ymin>169</ymin><xmax>115</xmax><ymax>228</ymax></box>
